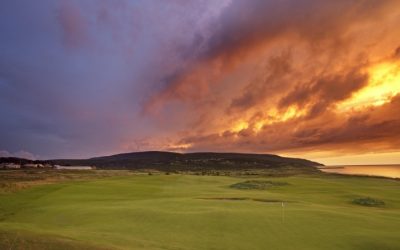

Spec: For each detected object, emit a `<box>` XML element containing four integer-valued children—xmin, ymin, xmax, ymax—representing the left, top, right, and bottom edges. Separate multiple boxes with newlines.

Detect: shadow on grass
<box><xmin>198</xmin><ymin>197</ymin><xmax>289</xmax><ymax>203</ymax></box>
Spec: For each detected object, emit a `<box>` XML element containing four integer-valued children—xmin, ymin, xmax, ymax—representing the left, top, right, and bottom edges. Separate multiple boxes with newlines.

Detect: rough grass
<box><xmin>0</xmin><ymin>170</ymin><xmax>138</xmax><ymax>193</ymax></box>
<box><xmin>0</xmin><ymin>171</ymin><xmax>399</xmax><ymax>250</ymax></box>
<box><xmin>0</xmin><ymin>230</ymin><xmax>109</xmax><ymax>250</ymax></box>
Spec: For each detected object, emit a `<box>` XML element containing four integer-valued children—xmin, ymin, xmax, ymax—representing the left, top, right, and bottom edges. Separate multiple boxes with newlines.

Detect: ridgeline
<box><xmin>48</xmin><ymin>151</ymin><xmax>323</xmax><ymax>170</ymax></box>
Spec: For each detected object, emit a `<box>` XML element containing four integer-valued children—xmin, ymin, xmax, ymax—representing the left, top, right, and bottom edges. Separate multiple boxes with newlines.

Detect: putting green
<box><xmin>0</xmin><ymin>174</ymin><xmax>399</xmax><ymax>249</ymax></box>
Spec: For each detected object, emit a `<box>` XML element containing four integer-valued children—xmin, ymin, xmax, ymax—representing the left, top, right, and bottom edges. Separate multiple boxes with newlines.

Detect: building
<box><xmin>0</xmin><ymin>163</ymin><xmax>21</xmax><ymax>169</ymax></box>
<box><xmin>54</xmin><ymin>165</ymin><xmax>94</xmax><ymax>170</ymax></box>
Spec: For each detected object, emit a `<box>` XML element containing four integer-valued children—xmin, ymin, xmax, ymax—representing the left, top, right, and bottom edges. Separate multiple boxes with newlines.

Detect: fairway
<box><xmin>1</xmin><ymin>173</ymin><xmax>399</xmax><ymax>250</ymax></box>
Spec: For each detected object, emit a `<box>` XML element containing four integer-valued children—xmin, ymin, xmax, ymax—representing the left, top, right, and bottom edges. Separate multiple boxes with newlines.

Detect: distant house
<box><xmin>0</xmin><ymin>163</ymin><xmax>21</xmax><ymax>169</ymax></box>
<box><xmin>54</xmin><ymin>165</ymin><xmax>94</xmax><ymax>170</ymax></box>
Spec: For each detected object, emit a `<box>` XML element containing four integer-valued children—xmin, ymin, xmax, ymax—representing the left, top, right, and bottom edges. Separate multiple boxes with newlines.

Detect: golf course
<box><xmin>0</xmin><ymin>170</ymin><xmax>399</xmax><ymax>250</ymax></box>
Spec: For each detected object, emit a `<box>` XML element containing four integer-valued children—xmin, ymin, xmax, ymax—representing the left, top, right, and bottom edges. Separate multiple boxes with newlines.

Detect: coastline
<box><xmin>318</xmin><ymin>164</ymin><xmax>400</xmax><ymax>180</ymax></box>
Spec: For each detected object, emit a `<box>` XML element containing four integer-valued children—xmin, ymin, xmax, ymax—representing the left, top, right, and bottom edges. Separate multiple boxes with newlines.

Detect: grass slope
<box><xmin>0</xmin><ymin>173</ymin><xmax>399</xmax><ymax>250</ymax></box>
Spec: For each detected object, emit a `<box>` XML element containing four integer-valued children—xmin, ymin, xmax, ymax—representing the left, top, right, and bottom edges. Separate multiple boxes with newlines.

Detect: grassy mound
<box><xmin>230</xmin><ymin>180</ymin><xmax>289</xmax><ymax>190</ymax></box>
<box><xmin>352</xmin><ymin>197</ymin><xmax>385</xmax><ymax>207</ymax></box>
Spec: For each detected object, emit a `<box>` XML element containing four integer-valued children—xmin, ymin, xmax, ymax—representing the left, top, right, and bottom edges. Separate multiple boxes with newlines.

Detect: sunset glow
<box><xmin>337</xmin><ymin>62</ymin><xmax>400</xmax><ymax>111</ymax></box>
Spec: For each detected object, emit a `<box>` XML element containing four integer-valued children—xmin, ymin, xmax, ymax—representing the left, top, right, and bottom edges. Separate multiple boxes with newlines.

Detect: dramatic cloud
<box><xmin>0</xmin><ymin>0</ymin><xmax>399</xmax><ymax>164</ymax></box>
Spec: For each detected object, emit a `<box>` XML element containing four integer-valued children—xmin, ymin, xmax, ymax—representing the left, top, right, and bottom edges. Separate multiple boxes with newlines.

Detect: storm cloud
<box><xmin>0</xmin><ymin>0</ymin><xmax>399</xmax><ymax>163</ymax></box>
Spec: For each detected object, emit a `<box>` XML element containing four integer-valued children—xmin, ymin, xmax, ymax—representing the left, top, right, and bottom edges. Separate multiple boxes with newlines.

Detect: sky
<box><xmin>0</xmin><ymin>0</ymin><xmax>400</xmax><ymax>165</ymax></box>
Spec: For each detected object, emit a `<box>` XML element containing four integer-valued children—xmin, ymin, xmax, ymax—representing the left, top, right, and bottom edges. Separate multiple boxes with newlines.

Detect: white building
<box><xmin>0</xmin><ymin>163</ymin><xmax>21</xmax><ymax>169</ymax></box>
<box><xmin>54</xmin><ymin>165</ymin><xmax>94</xmax><ymax>170</ymax></box>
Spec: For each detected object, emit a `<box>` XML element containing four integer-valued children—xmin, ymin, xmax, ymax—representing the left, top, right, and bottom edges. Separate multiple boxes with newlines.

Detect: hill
<box><xmin>49</xmin><ymin>151</ymin><xmax>323</xmax><ymax>170</ymax></box>
<box><xmin>0</xmin><ymin>157</ymin><xmax>46</xmax><ymax>165</ymax></box>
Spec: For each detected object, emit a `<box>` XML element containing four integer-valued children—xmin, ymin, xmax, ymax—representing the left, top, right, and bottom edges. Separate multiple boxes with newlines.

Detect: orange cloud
<box><xmin>139</xmin><ymin>0</ymin><xmax>400</xmax><ymax>162</ymax></box>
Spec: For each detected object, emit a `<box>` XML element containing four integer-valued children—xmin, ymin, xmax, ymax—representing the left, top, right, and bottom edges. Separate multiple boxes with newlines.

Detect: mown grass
<box><xmin>0</xmin><ymin>171</ymin><xmax>399</xmax><ymax>250</ymax></box>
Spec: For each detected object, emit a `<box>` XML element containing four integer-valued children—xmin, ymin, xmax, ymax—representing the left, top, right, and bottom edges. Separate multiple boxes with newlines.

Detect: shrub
<box><xmin>352</xmin><ymin>197</ymin><xmax>385</xmax><ymax>207</ymax></box>
<box><xmin>230</xmin><ymin>180</ymin><xmax>289</xmax><ymax>190</ymax></box>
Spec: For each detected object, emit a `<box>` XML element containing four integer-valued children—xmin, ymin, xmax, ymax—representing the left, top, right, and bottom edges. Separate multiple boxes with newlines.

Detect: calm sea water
<box><xmin>319</xmin><ymin>165</ymin><xmax>400</xmax><ymax>178</ymax></box>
